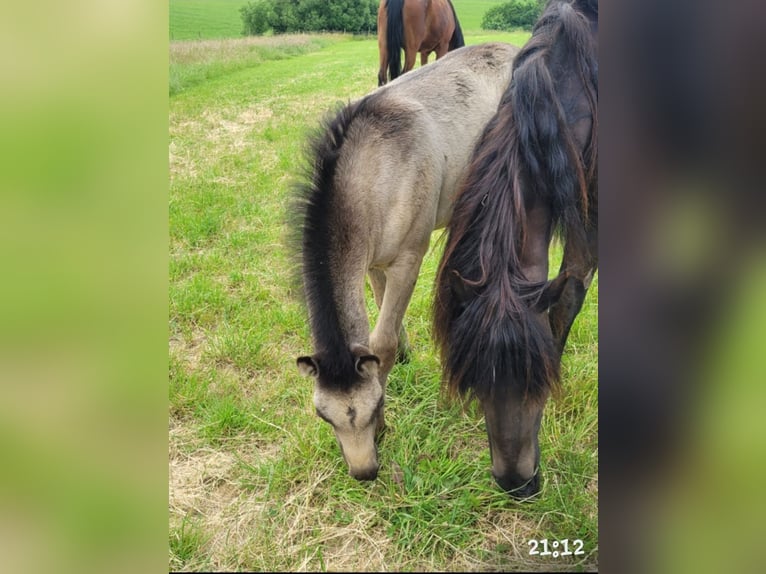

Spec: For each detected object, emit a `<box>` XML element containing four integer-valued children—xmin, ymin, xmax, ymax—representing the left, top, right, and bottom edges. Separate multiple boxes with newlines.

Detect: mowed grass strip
<box><xmin>169</xmin><ymin>31</ymin><xmax>597</xmax><ymax>572</ymax></box>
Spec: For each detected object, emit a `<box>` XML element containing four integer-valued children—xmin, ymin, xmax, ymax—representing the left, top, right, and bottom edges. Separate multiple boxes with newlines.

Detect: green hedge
<box><xmin>481</xmin><ymin>0</ymin><xmax>544</xmax><ymax>31</ymax></box>
<box><xmin>241</xmin><ymin>0</ymin><xmax>379</xmax><ymax>35</ymax></box>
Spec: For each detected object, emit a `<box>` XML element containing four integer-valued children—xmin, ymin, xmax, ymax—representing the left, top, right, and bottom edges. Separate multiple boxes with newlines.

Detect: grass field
<box><xmin>170</xmin><ymin>0</ymin><xmax>245</xmax><ymax>40</ymax></box>
<box><xmin>169</xmin><ymin>0</ymin><xmax>513</xmax><ymax>40</ymax></box>
<box><xmin>169</xmin><ymin>24</ymin><xmax>598</xmax><ymax>573</ymax></box>
<box><xmin>453</xmin><ymin>0</ymin><xmax>517</xmax><ymax>31</ymax></box>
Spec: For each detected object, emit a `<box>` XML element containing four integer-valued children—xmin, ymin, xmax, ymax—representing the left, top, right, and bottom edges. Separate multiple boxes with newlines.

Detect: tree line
<box><xmin>240</xmin><ymin>0</ymin><xmax>546</xmax><ymax>36</ymax></box>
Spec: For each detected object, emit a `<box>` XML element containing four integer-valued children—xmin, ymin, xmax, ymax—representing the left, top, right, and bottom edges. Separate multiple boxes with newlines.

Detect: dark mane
<box><xmin>512</xmin><ymin>0</ymin><xmax>598</xmax><ymax>236</ymax></box>
<box><xmin>289</xmin><ymin>99</ymin><xmax>368</xmax><ymax>390</ymax></box>
<box><xmin>432</xmin><ymin>0</ymin><xmax>598</xmax><ymax>403</ymax></box>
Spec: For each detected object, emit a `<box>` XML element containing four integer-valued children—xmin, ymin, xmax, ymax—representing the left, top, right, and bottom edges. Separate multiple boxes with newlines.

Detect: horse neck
<box><xmin>324</xmin><ymin>258</ymin><xmax>370</xmax><ymax>348</ymax></box>
<box><xmin>550</xmin><ymin>0</ymin><xmax>598</xmax><ymax>179</ymax></box>
<box><xmin>302</xmin><ymin>211</ymin><xmax>370</xmax><ymax>359</ymax></box>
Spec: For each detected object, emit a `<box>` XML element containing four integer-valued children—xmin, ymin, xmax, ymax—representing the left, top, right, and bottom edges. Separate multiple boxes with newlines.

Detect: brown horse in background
<box><xmin>377</xmin><ymin>0</ymin><xmax>465</xmax><ymax>86</ymax></box>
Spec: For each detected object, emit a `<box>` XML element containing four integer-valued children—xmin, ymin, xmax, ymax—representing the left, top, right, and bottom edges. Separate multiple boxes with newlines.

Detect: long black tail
<box><xmin>386</xmin><ymin>0</ymin><xmax>404</xmax><ymax>81</ymax></box>
<box><xmin>447</xmin><ymin>0</ymin><xmax>465</xmax><ymax>50</ymax></box>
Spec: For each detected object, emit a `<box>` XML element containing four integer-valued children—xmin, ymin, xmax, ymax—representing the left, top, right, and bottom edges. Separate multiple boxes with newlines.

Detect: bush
<box><xmin>241</xmin><ymin>0</ymin><xmax>378</xmax><ymax>36</ymax></box>
<box><xmin>481</xmin><ymin>0</ymin><xmax>544</xmax><ymax>31</ymax></box>
<box><xmin>241</xmin><ymin>1</ymin><xmax>274</xmax><ymax>35</ymax></box>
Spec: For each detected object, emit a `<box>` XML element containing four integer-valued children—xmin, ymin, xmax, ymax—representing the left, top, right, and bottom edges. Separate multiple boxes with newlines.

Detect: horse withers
<box><xmin>377</xmin><ymin>0</ymin><xmax>465</xmax><ymax>86</ymax></box>
<box><xmin>291</xmin><ymin>43</ymin><xmax>519</xmax><ymax>481</ymax></box>
<box><xmin>433</xmin><ymin>0</ymin><xmax>598</xmax><ymax>498</ymax></box>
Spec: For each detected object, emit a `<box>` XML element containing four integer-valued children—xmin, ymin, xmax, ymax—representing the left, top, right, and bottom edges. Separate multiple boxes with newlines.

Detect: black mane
<box><xmin>432</xmin><ymin>0</ymin><xmax>598</xmax><ymax>402</ymax></box>
<box><xmin>289</xmin><ymin>99</ymin><xmax>368</xmax><ymax>390</ymax></box>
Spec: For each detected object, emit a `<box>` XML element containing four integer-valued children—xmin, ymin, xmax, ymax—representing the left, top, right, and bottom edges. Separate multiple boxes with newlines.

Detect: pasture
<box><xmin>169</xmin><ymin>23</ymin><xmax>597</xmax><ymax>574</ymax></box>
<box><xmin>170</xmin><ymin>0</ymin><xmax>244</xmax><ymax>40</ymax></box>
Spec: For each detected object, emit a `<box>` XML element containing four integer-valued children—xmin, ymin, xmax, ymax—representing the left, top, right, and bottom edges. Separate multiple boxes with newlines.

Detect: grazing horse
<box><xmin>291</xmin><ymin>43</ymin><xmax>519</xmax><ymax>481</ymax></box>
<box><xmin>377</xmin><ymin>0</ymin><xmax>465</xmax><ymax>86</ymax></box>
<box><xmin>432</xmin><ymin>0</ymin><xmax>598</xmax><ymax>498</ymax></box>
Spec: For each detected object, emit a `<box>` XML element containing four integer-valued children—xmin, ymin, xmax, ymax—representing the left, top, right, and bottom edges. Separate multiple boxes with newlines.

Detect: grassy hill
<box><xmin>169</xmin><ymin>0</ymin><xmax>510</xmax><ymax>40</ymax></box>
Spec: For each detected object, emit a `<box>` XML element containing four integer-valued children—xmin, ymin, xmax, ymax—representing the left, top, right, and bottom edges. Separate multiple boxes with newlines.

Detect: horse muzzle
<box><xmin>349</xmin><ymin>464</ymin><xmax>379</xmax><ymax>481</ymax></box>
<box><xmin>493</xmin><ymin>469</ymin><xmax>541</xmax><ymax>500</ymax></box>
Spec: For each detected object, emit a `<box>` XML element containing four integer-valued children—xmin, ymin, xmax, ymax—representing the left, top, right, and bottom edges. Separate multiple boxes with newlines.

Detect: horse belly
<box><xmin>368</xmin><ymin>175</ymin><xmax>441</xmax><ymax>266</ymax></box>
<box><xmin>431</xmin><ymin>140</ymin><xmax>481</xmax><ymax>230</ymax></box>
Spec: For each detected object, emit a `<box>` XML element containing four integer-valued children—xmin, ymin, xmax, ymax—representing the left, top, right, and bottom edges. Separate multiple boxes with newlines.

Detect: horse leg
<box><xmin>377</xmin><ymin>35</ymin><xmax>388</xmax><ymax>86</ymax></box>
<box><xmin>401</xmin><ymin>0</ymin><xmax>424</xmax><ymax>74</ymax></box>
<box><xmin>548</xmin><ymin>225</ymin><xmax>598</xmax><ymax>356</ymax></box>
<box><xmin>420</xmin><ymin>51</ymin><xmax>429</xmax><ymax>67</ymax></box>
<box><xmin>369</xmin><ymin>250</ymin><xmax>425</xmax><ymax>428</ymax></box>
<box><xmin>403</xmin><ymin>47</ymin><xmax>418</xmax><ymax>74</ymax></box>
<box><xmin>376</xmin><ymin>1</ymin><xmax>388</xmax><ymax>85</ymax></box>
<box><xmin>368</xmin><ymin>268</ymin><xmax>411</xmax><ymax>363</ymax></box>
<box><xmin>378</xmin><ymin>49</ymin><xmax>389</xmax><ymax>86</ymax></box>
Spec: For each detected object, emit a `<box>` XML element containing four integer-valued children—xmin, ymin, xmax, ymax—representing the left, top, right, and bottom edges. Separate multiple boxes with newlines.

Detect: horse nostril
<box><xmin>495</xmin><ymin>472</ymin><xmax>541</xmax><ymax>500</ymax></box>
<box><xmin>351</xmin><ymin>466</ymin><xmax>379</xmax><ymax>481</ymax></box>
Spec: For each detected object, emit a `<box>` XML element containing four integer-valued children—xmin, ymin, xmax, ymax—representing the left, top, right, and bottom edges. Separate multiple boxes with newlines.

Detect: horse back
<box><xmin>334</xmin><ymin>43</ymin><xmax>518</xmax><ymax>263</ymax></box>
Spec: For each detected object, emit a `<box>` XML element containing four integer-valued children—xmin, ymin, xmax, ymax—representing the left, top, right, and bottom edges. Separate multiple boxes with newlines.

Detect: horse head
<box><xmin>297</xmin><ymin>344</ymin><xmax>384</xmax><ymax>481</ymax></box>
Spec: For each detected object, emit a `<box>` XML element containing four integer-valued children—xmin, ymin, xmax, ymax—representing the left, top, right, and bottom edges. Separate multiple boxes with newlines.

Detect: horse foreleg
<box><xmin>368</xmin><ymin>268</ymin><xmax>411</xmax><ymax>363</ymax></box>
<box><xmin>369</xmin><ymin>251</ymin><xmax>424</xmax><ymax>393</ymax></box>
<box><xmin>548</xmin><ymin>226</ymin><xmax>598</xmax><ymax>356</ymax></box>
<box><xmin>420</xmin><ymin>51</ymin><xmax>429</xmax><ymax>67</ymax></box>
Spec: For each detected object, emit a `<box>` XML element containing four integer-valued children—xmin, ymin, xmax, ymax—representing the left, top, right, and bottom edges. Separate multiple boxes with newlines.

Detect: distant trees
<box><xmin>241</xmin><ymin>0</ymin><xmax>379</xmax><ymax>36</ymax></box>
<box><xmin>242</xmin><ymin>0</ymin><xmax>548</xmax><ymax>36</ymax></box>
<box><xmin>241</xmin><ymin>1</ymin><xmax>273</xmax><ymax>35</ymax></box>
<box><xmin>481</xmin><ymin>0</ymin><xmax>545</xmax><ymax>31</ymax></box>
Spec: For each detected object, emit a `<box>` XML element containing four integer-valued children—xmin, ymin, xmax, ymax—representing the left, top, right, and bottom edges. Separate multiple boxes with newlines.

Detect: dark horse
<box><xmin>377</xmin><ymin>0</ymin><xmax>465</xmax><ymax>86</ymax></box>
<box><xmin>432</xmin><ymin>0</ymin><xmax>598</xmax><ymax>498</ymax></box>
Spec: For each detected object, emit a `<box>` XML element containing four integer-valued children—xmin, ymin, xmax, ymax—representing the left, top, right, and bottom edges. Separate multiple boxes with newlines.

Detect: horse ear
<box><xmin>534</xmin><ymin>272</ymin><xmax>571</xmax><ymax>312</ymax></box>
<box><xmin>349</xmin><ymin>343</ymin><xmax>380</xmax><ymax>376</ymax></box>
<box><xmin>355</xmin><ymin>354</ymin><xmax>380</xmax><ymax>377</ymax></box>
<box><xmin>297</xmin><ymin>356</ymin><xmax>319</xmax><ymax>378</ymax></box>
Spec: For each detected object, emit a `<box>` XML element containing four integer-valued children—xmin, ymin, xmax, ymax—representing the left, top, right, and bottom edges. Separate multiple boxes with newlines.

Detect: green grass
<box><xmin>169</xmin><ymin>31</ymin><xmax>597</xmax><ymax>572</ymax></box>
<box><xmin>168</xmin><ymin>34</ymin><xmax>342</xmax><ymax>96</ymax></box>
<box><xmin>170</xmin><ymin>0</ymin><xmax>246</xmax><ymax>40</ymax></box>
<box><xmin>169</xmin><ymin>516</ymin><xmax>212</xmax><ymax>571</ymax></box>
